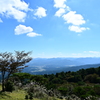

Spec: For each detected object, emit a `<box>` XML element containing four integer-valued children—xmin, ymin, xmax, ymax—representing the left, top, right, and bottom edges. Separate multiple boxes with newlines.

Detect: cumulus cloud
<box><xmin>15</xmin><ymin>24</ymin><xmax>33</xmax><ymax>35</ymax></box>
<box><xmin>63</xmin><ymin>11</ymin><xmax>90</xmax><ymax>32</ymax></box>
<box><xmin>53</xmin><ymin>0</ymin><xmax>89</xmax><ymax>33</ymax></box>
<box><xmin>68</xmin><ymin>25</ymin><xmax>89</xmax><ymax>33</ymax></box>
<box><xmin>34</xmin><ymin>7</ymin><xmax>47</xmax><ymax>18</ymax></box>
<box><xmin>27</xmin><ymin>32</ymin><xmax>42</xmax><ymax>37</ymax></box>
<box><xmin>54</xmin><ymin>0</ymin><xmax>70</xmax><ymax>17</ymax></box>
<box><xmin>54</xmin><ymin>0</ymin><xmax>67</xmax><ymax>8</ymax></box>
<box><xmin>0</xmin><ymin>0</ymin><xmax>30</xmax><ymax>22</ymax></box>
<box><xmin>15</xmin><ymin>24</ymin><xmax>42</xmax><ymax>37</ymax></box>
<box><xmin>63</xmin><ymin>11</ymin><xmax>86</xmax><ymax>25</ymax></box>
<box><xmin>55</xmin><ymin>8</ymin><xmax>66</xmax><ymax>17</ymax></box>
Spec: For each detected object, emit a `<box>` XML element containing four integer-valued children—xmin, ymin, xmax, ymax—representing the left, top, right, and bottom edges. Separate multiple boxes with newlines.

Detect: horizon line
<box><xmin>32</xmin><ymin>56</ymin><xmax>100</xmax><ymax>59</ymax></box>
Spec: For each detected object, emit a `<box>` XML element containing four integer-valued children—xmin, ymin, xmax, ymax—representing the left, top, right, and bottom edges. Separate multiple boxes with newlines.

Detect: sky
<box><xmin>0</xmin><ymin>0</ymin><xmax>100</xmax><ymax>58</ymax></box>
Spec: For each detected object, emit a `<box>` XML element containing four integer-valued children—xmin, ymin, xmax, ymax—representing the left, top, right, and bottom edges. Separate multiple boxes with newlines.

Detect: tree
<box><xmin>84</xmin><ymin>74</ymin><xmax>99</xmax><ymax>83</ymax></box>
<box><xmin>0</xmin><ymin>51</ymin><xmax>32</xmax><ymax>91</ymax></box>
<box><xmin>12</xmin><ymin>73</ymin><xmax>32</xmax><ymax>84</ymax></box>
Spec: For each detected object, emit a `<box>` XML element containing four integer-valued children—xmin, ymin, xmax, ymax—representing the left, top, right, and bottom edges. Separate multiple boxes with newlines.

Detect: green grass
<box><xmin>0</xmin><ymin>90</ymin><xmax>62</xmax><ymax>100</ymax></box>
<box><xmin>0</xmin><ymin>85</ymin><xmax>62</xmax><ymax>100</ymax></box>
<box><xmin>0</xmin><ymin>90</ymin><xmax>26</xmax><ymax>100</ymax></box>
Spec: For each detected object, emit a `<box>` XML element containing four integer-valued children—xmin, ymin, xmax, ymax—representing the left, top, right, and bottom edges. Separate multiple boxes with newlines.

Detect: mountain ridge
<box><xmin>23</xmin><ymin>57</ymin><xmax>100</xmax><ymax>74</ymax></box>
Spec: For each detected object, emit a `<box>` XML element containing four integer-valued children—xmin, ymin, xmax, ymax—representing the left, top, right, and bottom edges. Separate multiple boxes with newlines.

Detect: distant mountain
<box><xmin>28</xmin><ymin>58</ymin><xmax>84</xmax><ymax>66</ymax></box>
<box><xmin>23</xmin><ymin>57</ymin><xmax>100</xmax><ymax>75</ymax></box>
<box><xmin>28</xmin><ymin>57</ymin><xmax>100</xmax><ymax>66</ymax></box>
<box><xmin>73</xmin><ymin>57</ymin><xmax>100</xmax><ymax>64</ymax></box>
<box><xmin>23</xmin><ymin>63</ymin><xmax>100</xmax><ymax>75</ymax></box>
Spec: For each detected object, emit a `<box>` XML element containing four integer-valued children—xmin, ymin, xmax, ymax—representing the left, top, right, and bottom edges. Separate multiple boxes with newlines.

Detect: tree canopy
<box><xmin>0</xmin><ymin>51</ymin><xmax>32</xmax><ymax>91</ymax></box>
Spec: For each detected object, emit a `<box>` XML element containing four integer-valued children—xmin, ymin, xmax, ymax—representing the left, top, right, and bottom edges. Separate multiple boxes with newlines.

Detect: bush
<box><xmin>5</xmin><ymin>80</ymin><xmax>15</xmax><ymax>92</ymax></box>
<box><xmin>73</xmin><ymin>86</ymin><xmax>85</xmax><ymax>97</ymax></box>
<box><xmin>25</xmin><ymin>95</ymin><xmax>28</xmax><ymax>99</ymax></box>
<box><xmin>94</xmin><ymin>85</ymin><xmax>100</xmax><ymax>95</ymax></box>
<box><xmin>58</xmin><ymin>87</ymin><xmax>68</xmax><ymax>96</ymax></box>
<box><xmin>77</xmin><ymin>81</ymin><xmax>85</xmax><ymax>85</ymax></box>
<box><xmin>73</xmin><ymin>86</ymin><xmax>96</xmax><ymax>99</ymax></box>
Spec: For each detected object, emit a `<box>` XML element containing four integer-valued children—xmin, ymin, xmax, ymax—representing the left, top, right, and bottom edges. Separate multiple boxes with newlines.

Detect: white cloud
<box><xmin>68</xmin><ymin>25</ymin><xmax>89</xmax><ymax>32</ymax></box>
<box><xmin>62</xmin><ymin>11</ymin><xmax>90</xmax><ymax>33</ymax></box>
<box><xmin>15</xmin><ymin>24</ymin><xmax>42</xmax><ymax>37</ymax></box>
<box><xmin>53</xmin><ymin>0</ymin><xmax>89</xmax><ymax>33</ymax></box>
<box><xmin>54</xmin><ymin>0</ymin><xmax>67</xmax><ymax>8</ymax></box>
<box><xmin>15</xmin><ymin>24</ymin><xmax>33</xmax><ymax>35</ymax></box>
<box><xmin>0</xmin><ymin>0</ymin><xmax>30</xmax><ymax>22</ymax></box>
<box><xmin>55</xmin><ymin>6</ymin><xmax>70</xmax><ymax>17</ymax></box>
<box><xmin>0</xmin><ymin>18</ymin><xmax>3</xmax><ymax>22</ymax></box>
<box><xmin>27</xmin><ymin>32</ymin><xmax>42</xmax><ymax>37</ymax></box>
<box><xmin>54</xmin><ymin>0</ymin><xmax>70</xmax><ymax>17</ymax></box>
<box><xmin>34</xmin><ymin>7</ymin><xmax>47</xmax><ymax>18</ymax></box>
<box><xmin>55</xmin><ymin>8</ymin><xmax>66</xmax><ymax>17</ymax></box>
<box><xmin>63</xmin><ymin>11</ymin><xmax>86</xmax><ymax>25</ymax></box>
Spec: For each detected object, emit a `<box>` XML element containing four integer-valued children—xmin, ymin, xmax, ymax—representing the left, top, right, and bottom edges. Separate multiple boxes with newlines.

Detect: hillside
<box><xmin>1</xmin><ymin>66</ymin><xmax>100</xmax><ymax>100</ymax></box>
<box><xmin>23</xmin><ymin>57</ymin><xmax>100</xmax><ymax>74</ymax></box>
<box><xmin>23</xmin><ymin>63</ymin><xmax>100</xmax><ymax>75</ymax></box>
<box><xmin>0</xmin><ymin>87</ymin><xmax>61</xmax><ymax>100</ymax></box>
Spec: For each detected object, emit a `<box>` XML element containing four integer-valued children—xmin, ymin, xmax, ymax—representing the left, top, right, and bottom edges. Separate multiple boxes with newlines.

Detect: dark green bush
<box><xmin>5</xmin><ymin>80</ymin><xmax>15</xmax><ymax>92</ymax></box>
<box><xmin>73</xmin><ymin>86</ymin><xmax>85</xmax><ymax>97</ymax></box>
<box><xmin>25</xmin><ymin>95</ymin><xmax>28</xmax><ymax>99</ymax></box>
<box><xmin>58</xmin><ymin>86</ymin><xmax>68</xmax><ymax>96</ymax></box>
<box><xmin>77</xmin><ymin>81</ymin><xmax>85</xmax><ymax>85</ymax></box>
<box><xmin>73</xmin><ymin>86</ymin><xmax>96</xmax><ymax>99</ymax></box>
<box><xmin>94</xmin><ymin>85</ymin><xmax>100</xmax><ymax>95</ymax></box>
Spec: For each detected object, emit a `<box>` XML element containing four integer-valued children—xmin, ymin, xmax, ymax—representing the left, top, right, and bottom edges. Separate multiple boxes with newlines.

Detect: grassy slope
<box><xmin>0</xmin><ymin>90</ymin><xmax>26</xmax><ymax>100</ymax></box>
<box><xmin>0</xmin><ymin>85</ymin><xmax>62</xmax><ymax>100</ymax></box>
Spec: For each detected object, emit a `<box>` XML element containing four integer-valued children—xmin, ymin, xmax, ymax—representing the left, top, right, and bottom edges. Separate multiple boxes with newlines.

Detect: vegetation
<box><xmin>0</xmin><ymin>51</ymin><xmax>32</xmax><ymax>91</ymax></box>
<box><xmin>1</xmin><ymin>66</ymin><xmax>99</xmax><ymax>99</ymax></box>
<box><xmin>0</xmin><ymin>51</ymin><xmax>100</xmax><ymax>99</ymax></box>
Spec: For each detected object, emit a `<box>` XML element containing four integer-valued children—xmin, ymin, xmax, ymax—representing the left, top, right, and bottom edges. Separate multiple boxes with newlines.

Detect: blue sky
<box><xmin>0</xmin><ymin>0</ymin><xmax>100</xmax><ymax>58</ymax></box>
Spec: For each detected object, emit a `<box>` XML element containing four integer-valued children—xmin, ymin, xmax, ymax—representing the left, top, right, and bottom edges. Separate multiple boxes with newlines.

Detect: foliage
<box><xmin>1</xmin><ymin>64</ymin><xmax>100</xmax><ymax>99</ymax></box>
<box><xmin>9</xmin><ymin>66</ymin><xmax>100</xmax><ymax>98</ymax></box>
<box><xmin>84</xmin><ymin>73</ymin><xmax>100</xmax><ymax>83</ymax></box>
<box><xmin>30</xmin><ymin>75</ymin><xmax>47</xmax><ymax>84</ymax></box>
<box><xmin>12</xmin><ymin>72</ymin><xmax>32</xmax><ymax>84</ymax></box>
<box><xmin>73</xmin><ymin>86</ymin><xmax>96</xmax><ymax>99</ymax></box>
<box><xmin>0</xmin><ymin>51</ymin><xmax>32</xmax><ymax>91</ymax></box>
<box><xmin>93</xmin><ymin>85</ymin><xmax>100</xmax><ymax>95</ymax></box>
<box><xmin>5</xmin><ymin>80</ymin><xmax>15</xmax><ymax>92</ymax></box>
<box><xmin>58</xmin><ymin>86</ymin><xmax>68</xmax><ymax>96</ymax></box>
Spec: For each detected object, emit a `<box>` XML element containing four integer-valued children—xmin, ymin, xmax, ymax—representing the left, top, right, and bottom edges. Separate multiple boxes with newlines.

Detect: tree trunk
<box><xmin>1</xmin><ymin>71</ymin><xmax>5</xmax><ymax>92</ymax></box>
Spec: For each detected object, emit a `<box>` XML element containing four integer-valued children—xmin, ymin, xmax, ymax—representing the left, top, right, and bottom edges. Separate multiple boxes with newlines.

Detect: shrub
<box><xmin>77</xmin><ymin>81</ymin><xmax>85</xmax><ymax>85</ymax></box>
<box><xmin>5</xmin><ymin>80</ymin><xmax>15</xmax><ymax>92</ymax></box>
<box><xmin>25</xmin><ymin>95</ymin><xmax>28</xmax><ymax>99</ymax></box>
<box><xmin>73</xmin><ymin>86</ymin><xmax>96</xmax><ymax>99</ymax></box>
<box><xmin>94</xmin><ymin>85</ymin><xmax>100</xmax><ymax>95</ymax></box>
<box><xmin>58</xmin><ymin>87</ymin><xmax>68</xmax><ymax>96</ymax></box>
